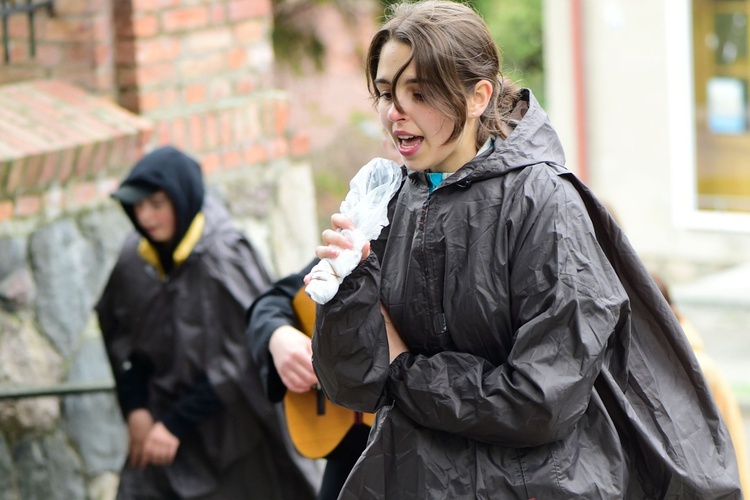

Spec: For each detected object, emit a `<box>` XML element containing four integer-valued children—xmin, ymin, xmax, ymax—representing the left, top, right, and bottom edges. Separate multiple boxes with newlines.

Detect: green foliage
<box><xmin>472</xmin><ymin>0</ymin><xmax>545</xmax><ymax>105</ymax></box>
<box><xmin>375</xmin><ymin>0</ymin><xmax>545</xmax><ymax>105</ymax></box>
<box><xmin>271</xmin><ymin>0</ymin><xmax>359</xmax><ymax>73</ymax></box>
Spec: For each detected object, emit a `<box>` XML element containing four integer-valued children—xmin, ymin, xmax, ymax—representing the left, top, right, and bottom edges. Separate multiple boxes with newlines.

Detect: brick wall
<box><xmin>1</xmin><ymin>0</ymin><xmax>117</xmax><ymax>97</ymax></box>
<box><xmin>113</xmin><ymin>0</ymin><xmax>308</xmax><ymax>175</ymax></box>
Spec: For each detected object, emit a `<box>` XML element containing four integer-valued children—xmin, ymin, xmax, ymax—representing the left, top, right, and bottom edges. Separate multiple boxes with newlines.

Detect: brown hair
<box><xmin>366</xmin><ymin>0</ymin><xmax>522</xmax><ymax>145</ymax></box>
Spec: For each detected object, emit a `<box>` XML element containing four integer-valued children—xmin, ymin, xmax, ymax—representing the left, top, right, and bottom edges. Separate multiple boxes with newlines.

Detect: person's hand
<box><xmin>381</xmin><ymin>303</ymin><xmax>408</xmax><ymax>363</ymax></box>
<box><xmin>140</xmin><ymin>422</ymin><xmax>180</xmax><ymax>468</ymax></box>
<box><xmin>306</xmin><ymin>214</ymin><xmax>371</xmax><ymax>286</ymax></box>
<box><xmin>269</xmin><ymin>325</ymin><xmax>319</xmax><ymax>393</ymax></box>
<box><xmin>126</xmin><ymin>408</ymin><xmax>154</xmax><ymax>468</ymax></box>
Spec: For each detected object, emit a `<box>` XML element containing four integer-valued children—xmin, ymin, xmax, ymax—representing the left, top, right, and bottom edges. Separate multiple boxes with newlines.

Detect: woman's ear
<box><xmin>469</xmin><ymin>79</ymin><xmax>493</xmax><ymax>118</ymax></box>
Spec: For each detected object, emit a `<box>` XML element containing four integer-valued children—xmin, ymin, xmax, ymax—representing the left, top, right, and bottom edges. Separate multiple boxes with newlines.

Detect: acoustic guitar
<box><xmin>284</xmin><ymin>288</ymin><xmax>375</xmax><ymax>459</ymax></box>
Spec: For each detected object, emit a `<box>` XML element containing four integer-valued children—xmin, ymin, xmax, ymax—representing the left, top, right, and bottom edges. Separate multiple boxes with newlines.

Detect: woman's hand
<box><xmin>310</xmin><ymin>213</ymin><xmax>371</xmax><ymax>268</ymax></box>
<box><xmin>269</xmin><ymin>325</ymin><xmax>319</xmax><ymax>393</ymax></box>
<box><xmin>382</xmin><ymin>303</ymin><xmax>408</xmax><ymax>363</ymax></box>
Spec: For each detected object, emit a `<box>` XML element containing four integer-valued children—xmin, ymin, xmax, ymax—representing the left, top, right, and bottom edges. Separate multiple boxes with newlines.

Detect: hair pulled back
<box><xmin>366</xmin><ymin>0</ymin><xmax>521</xmax><ymax>144</ymax></box>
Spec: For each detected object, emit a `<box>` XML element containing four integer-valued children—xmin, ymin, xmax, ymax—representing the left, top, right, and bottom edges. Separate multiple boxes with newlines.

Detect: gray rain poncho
<box><xmin>312</xmin><ymin>90</ymin><xmax>741</xmax><ymax>499</ymax></box>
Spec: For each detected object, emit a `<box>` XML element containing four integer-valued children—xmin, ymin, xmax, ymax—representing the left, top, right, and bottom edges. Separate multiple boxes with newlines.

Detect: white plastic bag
<box><xmin>305</xmin><ymin>157</ymin><xmax>402</xmax><ymax>304</ymax></box>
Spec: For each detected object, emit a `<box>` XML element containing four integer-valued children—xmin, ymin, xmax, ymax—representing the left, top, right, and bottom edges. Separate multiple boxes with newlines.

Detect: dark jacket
<box><xmin>312</xmin><ymin>90</ymin><xmax>741</xmax><ymax>499</ymax></box>
<box><xmin>96</xmin><ymin>148</ymin><xmax>315</xmax><ymax>499</ymax></box>
<box><xmin>247</xmin><ymin>260</ymin><xmax>318</xmax><ymax>402</ymax></box>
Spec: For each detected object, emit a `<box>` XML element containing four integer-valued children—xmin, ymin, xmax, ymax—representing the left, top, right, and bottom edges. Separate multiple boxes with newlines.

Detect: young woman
<box><xmin>96</xmin><ymin>146</ymin><xmax>316</xmax><ymax>500</ymax></box>
<box><xmin>308</xmin><ymin>1</ymin><xmax>742</xmax><ymax>498</ymax></box>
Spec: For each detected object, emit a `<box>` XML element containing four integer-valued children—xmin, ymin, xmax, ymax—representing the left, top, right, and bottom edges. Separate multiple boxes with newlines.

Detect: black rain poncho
<box><xmin>97</xmin><ymin>147</ymin><xmax>315</xmax><ymax>499</ymax></box>
<box><xmin>311</xmin><ymin>90</ymin><xmax>741</xmax><ymax>499</ymax></box>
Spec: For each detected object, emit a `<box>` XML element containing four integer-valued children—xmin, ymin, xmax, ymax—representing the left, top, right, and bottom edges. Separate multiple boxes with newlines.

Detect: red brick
<box><xmin>236</xmin><ymin>75</ymin><xmax>257</xmax><ymax>95</ymax></box>
<box><xmin>104</xmin><ymin>135</ymin><xmax>126</xmax><ymax>174</ymax></box>
<box><xmin>35</xmin><ymin>44</ymin><xmax>65</xmax><ymax>68</ymax></box>
<box><xmin>57</xmin><ymin>148</ymin><xmax>76</xmax><ymax>183</ymax></box>
<box><xmin>162</xmin><ymin>6</ymin><xmax>210</xmax><ymax>33</ymax></box>
<box><xmin>120</xmin><ymin>133</ymin><xmax>143</xmax><ymax>170</ymax></box>
<box><xmin>133</xmin><ymin>14</ymin><xmax>159</xmax><ymax>38</ymax></box>
<box><xmin>290</xmin><ymin>132</ymin><xmax>310</xmax><ymax>158</ymax></box>
<box><xmin>243</xmin><ymin>145</ymin><xmax>267</xmax><ymax>165</ymax></box>
<box><xmin>200</xmin><ymin>152</ymin><xmax>220</xmax><ymax>175</ymax></box>
<box><xmin>0</xmin><ymin>65</ymin><xmax>45</xmax><ymax>86</ymax></box>
<box><xmin>85</xmin><ymin>15</ymin><xmax>106</xmax><ymax>44</ymax></box>
<box><xmin>179</xmin><ymin>52</ymin><xmax>227</xmax><ymax>79</ymax></box>
<box><xmin>37</xmin><ymin>153</ymin><xmax>59</xmax><ymax>186</ymax></box>
<box><xmin>189</xmin><ymin>115</ymin><xmax>204</xmax><ymax>152</ymax></box>
<box><xmin>270</xmin><ymin>137</ymin><xmax>288</xmax><ymax>159</ymax></box>
<box><xmin>8</xmin><ymin>16</ymin><xmax>29</xmax><ymax>38</ymax></box>
<box><xmin>171</xmin><ymin>118</ymin><xmax>187</xmax><ymax>148</ymax></box>
<box><xmin>94</xmin><ymin>44</ymin><xmax>112</xmax><ymax>66</ymax></box>
<box><xmin>275</xmin><ymin>99</ymin><xmax>289</xmax><ymax>134</ymax></box>
<box><xmin>233</xmin><ymin>20</ymin><xmax>265</xmax><ymax>46</ymax></box>
<box><xmin>228</xmin><ymin>47</ymin><xmax>245</xmax><ymax>70</ymax></box>
<box><xmin>205</xmin><ymin>113</ymin><xmax>218</xmax><ymax>150</ymax></box>
<box><xmin>229</xmin><ymin>0</ymin><xmax>271</xmax><ymax>20</ymax></box>
<box><xmin>139</xmin><ymin>125</ymin><xmax>154</xmax><ymax>151</ymax></box>
<box><xmin>114</xmin><ymin>9</ymin><xmax>134</xmax><ymax>38</ymax></box>
<box><xmin>75</xmin><ymin>142</ymin><xmax>97</xmax><ymax>177</ymax></box>
<box><xmin>136</xmin><ymin>37</ymin><xmax>182</xmax><ymax>64</ymax></box>
<box><xmin>221</xmin><ymin>149</ymin><xmax>242</xmax><ymax>170</ymax></box>
<box><xmin>55</xmin><ymin>0</ymin><xmax>94</xmax><ymax>15</ymax></box>
<box><xmin>185</xmin><ymin>29</ymin><xmax>232</xmax><ymax>54</ymax></box>
<box><xmin>131</xmin><ymin>0</ymin><xmax>159</xmax><ymax>13</ymax></box>
<box><xmin>70</xmin><ymin>182</ymin><xmax>97</xmax><ymax>209</ymax></box>
<box><xmin>155</xmin><ymin>120</ymin><xmax>171</xmax><ymax>144</ymax></box>
<box><xmin>6</xmin><ymin>160</ymin><xmax>26</xmax><ymax>193</ymax></box>
<box><xmin>135</xmin><ymin>62</ymin><xmax>176</xmax><ymax>87</ymax></box>
<box><xmin>15</xmin><ymin>195</ymin><xmax>42</xmax><ymax>217</ymax></box>
<box><xmin>43</xmin><ymin>18</ymin><xmax>94</xmax><ymax>42</ymax></box>
<box><xmin>58</xmin><ymin>148</ymin><xmax>77</xmax><ymax>180</ymax></box>
<box><xmin>139</xmin><ymin>90</ymin><xmax>162</xmax><ymax>113</ymax></box>
<box><xmin>211</xmin><ymin>80</ymin><xmax>233</xmax><ymax>102</ymax></box>
<box><xmin>116</xmin><ymin>40</ymin><xmax>137</xmax><ymax>66</ymax></box>
<box><xmin>8</xmin><ymin>43</ymin><xmax>30</xmax><ymax>62</ymax></box>
<box><xmin>184</xmin><ymin>83</ymin><xmax>206</xmax><ymax>105</ymax></box>
<box><xmin>92</xmin><ymin>141</ymin><xmax>110</xmax><ymax>176</ymax></box>
<box><xmin>219</xmin><ymin>111</ymin><xmax>232</xmax><ymax>147</ymax></box>
<box><xmin>210</xmin><ymin>4</ymin><xmax>227</xmax><ymax>24</ymax></box>
<box><xmin>64</xmin><ymin>43</ymin><xmax>96</xmax><ymax>66</ymax></box>
<box><xmin>0</xmin><ymin>200</ymin><xmax>13</xmax><ymax>221</ymax></box>
<box><xmin>75</xmin><ymin>143</ymin><xmax>93</xmax><ymax>177</ymax></box>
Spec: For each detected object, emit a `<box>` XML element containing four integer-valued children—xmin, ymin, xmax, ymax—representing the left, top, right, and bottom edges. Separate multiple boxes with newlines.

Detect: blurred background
<box><xmin>0</xmin><ymin>0</ymin><xmax>748</xmax><ymax>498</ymax></box>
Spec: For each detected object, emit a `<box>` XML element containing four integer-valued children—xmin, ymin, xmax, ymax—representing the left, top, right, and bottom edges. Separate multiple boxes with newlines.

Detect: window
<box><xmin>693</xmin><ymin>0</ymin><xmax>750</xmax><ymax>213</ymax></box>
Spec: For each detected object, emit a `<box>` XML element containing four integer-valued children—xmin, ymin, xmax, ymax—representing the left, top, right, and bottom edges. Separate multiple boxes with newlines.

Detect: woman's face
<box><xmin>375</xmin><ymin>40</ymin><xmax>477</xmax><ymax>173</ymax></box>
<box><xmin>133</xmin><ymin>190</ymin><xmax>176</xmax><ymax>243</ymax></box>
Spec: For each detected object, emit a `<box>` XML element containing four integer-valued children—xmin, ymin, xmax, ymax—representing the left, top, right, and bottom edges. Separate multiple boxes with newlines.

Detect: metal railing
<box><xmin>0</xmin><ymin>0</ymin><xmax>54</xmax><ymax>63</ymax></box>
<box><xmin>0</xmin><ymin>380</ymin><xmax>114</xmax><ymax>400</ymax></box>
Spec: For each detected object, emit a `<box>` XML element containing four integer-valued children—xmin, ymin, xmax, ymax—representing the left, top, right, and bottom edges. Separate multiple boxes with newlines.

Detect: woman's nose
<box><xmin>387</xmin><ymin>102</ymin><xmax>406</xmax><ymax>122</ymax></box>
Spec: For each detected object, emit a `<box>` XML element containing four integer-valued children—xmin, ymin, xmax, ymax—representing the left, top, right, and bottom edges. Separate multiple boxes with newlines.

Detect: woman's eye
<box><xmin>413</xmin><ymin>93</ymin><xmax>424</xmax><ymax>102</ymax></box>
<box><xmin>378</xmin><ymin>91</ymin><xmax>392</xmax><ymax>101</ymax></box>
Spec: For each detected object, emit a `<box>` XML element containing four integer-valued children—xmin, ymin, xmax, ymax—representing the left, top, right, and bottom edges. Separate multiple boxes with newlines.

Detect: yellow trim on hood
<box><xmin>138</xmin><ymin>212</ymin><xmax>206</xmax><ymax>279</ymax></box>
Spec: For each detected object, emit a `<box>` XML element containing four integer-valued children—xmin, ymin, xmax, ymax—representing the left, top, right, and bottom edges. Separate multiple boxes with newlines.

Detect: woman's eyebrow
<box><xmin>374</xmin><ymin>77</ymin><xmax>422</xmax><ymax>86</ymax></box>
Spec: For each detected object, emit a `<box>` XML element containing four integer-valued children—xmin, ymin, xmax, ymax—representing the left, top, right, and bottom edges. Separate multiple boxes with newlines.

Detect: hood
<box><xmin>116</xmin><ymin>145</ymin><xmax>205</xmax><ymax>249</ymax></box>
<box><xmin>410</xmin><ymin>89</ymin><xmax>567</xmax><ymax>186</ymax></box>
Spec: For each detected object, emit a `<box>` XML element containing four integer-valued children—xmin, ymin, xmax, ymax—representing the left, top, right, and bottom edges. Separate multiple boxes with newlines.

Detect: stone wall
<box><xmin>0</xmin><ymin>1</ymin><xmax>319</xmax><ymax>498</ymax></box>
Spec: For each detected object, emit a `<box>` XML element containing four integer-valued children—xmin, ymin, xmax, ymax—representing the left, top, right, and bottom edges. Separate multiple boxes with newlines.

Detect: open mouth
<box><xmin>397</xmin><ymin>134</ymin><xmax>424</xmax><ymax>156</ymax></box>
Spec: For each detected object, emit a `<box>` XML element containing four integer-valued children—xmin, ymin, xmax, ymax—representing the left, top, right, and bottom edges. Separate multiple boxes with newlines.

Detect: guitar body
<box><xmin>284</xmin><ymin>288</ymin><xmax>375</xmax><ymax>459</ymax></box>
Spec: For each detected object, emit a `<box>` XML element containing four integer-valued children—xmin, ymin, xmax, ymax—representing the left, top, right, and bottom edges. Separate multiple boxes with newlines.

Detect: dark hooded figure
<box><xmin>96</xmin><ymin>146</ymin><xmax>316</xmax><ymax>500</ymax></box>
